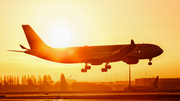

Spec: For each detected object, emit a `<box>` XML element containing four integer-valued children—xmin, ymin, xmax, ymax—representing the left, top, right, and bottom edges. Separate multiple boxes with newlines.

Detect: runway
<box><xmin>0</xmin><ymin>91</ymin><xmax>180</xmax><ymax>100</ymax></box>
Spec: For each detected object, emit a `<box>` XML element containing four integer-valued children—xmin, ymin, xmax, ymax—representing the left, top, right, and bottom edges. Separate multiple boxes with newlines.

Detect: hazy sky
<box><xmin>0</xmin><ymin>0</ymin><xmax>180</xmax><ymax>82</ymax></box>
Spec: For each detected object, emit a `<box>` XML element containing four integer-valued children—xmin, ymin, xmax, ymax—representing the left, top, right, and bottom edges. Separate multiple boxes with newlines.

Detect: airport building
<box><xmin>135</xmin><ymin>77</ymin><xmax>180</xmax><ymax>91</ymax></box>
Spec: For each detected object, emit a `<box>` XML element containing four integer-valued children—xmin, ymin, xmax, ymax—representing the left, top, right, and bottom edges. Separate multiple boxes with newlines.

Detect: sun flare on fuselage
<box><xmin>50</xmin><ymin>26</ymin><xmax>72</xmax><ymax>48</ymax></box>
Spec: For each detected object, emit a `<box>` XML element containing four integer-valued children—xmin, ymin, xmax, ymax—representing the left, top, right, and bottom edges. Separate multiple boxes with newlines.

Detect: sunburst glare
<box><xmin>50</xmin><ymin>26</ymin><xmax>72</xmax><ymax>48</ymax></box>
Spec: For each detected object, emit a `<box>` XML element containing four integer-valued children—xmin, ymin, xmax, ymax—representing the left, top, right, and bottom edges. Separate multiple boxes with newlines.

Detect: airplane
<box><xmin>9</xmin><ymin>25</ymin><xmax>163</xmax><ymax>73</ymax></box>
<box><xmin>124</xmin><ymin>76</ymin><xmax>159</xmax><ymax>92</ymax></box>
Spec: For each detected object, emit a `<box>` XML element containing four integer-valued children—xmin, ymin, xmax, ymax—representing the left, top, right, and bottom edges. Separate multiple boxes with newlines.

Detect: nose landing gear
<box><xmin>148</xmin><ymin>58</ymin><xmax>152</xmax><ymax>65</ymax></box>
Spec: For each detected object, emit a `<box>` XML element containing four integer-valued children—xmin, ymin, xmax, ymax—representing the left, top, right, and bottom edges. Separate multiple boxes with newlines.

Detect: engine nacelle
<box><xmin>90</xmin><ymin>62</ymin><xmax>103</xmax><ymax>65</ymax></box>
<box><xmin>122</xmin><ymin>56</ymin><xmax>139</xmax><ymax>64</ymax></box>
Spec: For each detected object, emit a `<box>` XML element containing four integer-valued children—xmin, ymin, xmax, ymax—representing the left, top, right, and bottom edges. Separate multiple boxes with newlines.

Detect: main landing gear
<box><xmin>81</xmin><ymin>63</ymin><xmax>112</xmax><ymax>73</ymax></box>
<box><xmin>101</xmin><ymin>63</ymin><xmax>111</xmax><ymax>72</ymax></box>
<box><xmin>81</xmin><ymin>63</ymin><xmax>91</xmax><ymax>73</ymax></box>
<box><xmin>148</xmin><ymin>58</ymin><xmax>152</xmax><ymax>65</ymax></box>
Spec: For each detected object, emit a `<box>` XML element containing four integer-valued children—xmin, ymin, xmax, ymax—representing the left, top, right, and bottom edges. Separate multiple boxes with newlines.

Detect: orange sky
<box><xmin>0</xmin><ymin>0</ymin><xmax>180</xmax><ymax>82</ymax></box>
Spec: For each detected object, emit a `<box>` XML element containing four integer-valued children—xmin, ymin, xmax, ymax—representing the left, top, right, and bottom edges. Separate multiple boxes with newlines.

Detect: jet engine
<box><xmin>90</xmin><ymin>62</ymin><xmax>103</xmax><ymax>65</ymax></box>
<box><xmin>122</xmin><ymin>56</ymin><xmax>139</xmax><ymax>64</ymax></box>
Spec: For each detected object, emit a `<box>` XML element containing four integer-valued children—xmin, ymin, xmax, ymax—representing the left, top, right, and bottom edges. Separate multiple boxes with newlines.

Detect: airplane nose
<box><xmin>158</xmin><ymin>47</ymin><xmax>163</xmax><ymax>55</ymax></box>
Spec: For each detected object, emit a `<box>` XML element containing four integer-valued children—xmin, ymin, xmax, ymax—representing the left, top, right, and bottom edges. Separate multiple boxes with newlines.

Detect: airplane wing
<box><xmin>98</xmin><ymin>48</ymin><xmax>125</xmax><ymax>61</ymax></box>
<box><xmin>100</xmin><ymin>40</ymin><xmax>136</xmax><ymax>61</ymax></box>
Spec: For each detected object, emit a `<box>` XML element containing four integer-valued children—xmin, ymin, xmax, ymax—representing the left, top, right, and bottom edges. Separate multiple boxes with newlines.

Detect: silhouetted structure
<box><xmin>0</xmin><ymin>74</ymin><xmax>179</xmax><ymax>92</ymax></box>
<box><xmin>60</xmin><ymin>74</ymin><xmax>68</xmax><ymax>91</ymax></box>
<box><xmin>135</xmin><ymin>77</ymin><xmax>180</xmax><ymax>91</ymax></box>
<box><xmin>72</xmin><ymin>82</ymin><xmax>111</xmax><ymax>91</ymax></box>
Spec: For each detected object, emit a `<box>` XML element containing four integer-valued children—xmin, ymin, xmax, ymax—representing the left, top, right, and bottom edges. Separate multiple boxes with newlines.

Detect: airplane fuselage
<box><xmin>25</xmin><ymin>43</ymin><xmax>163</xmax><ymax>65</ymax></box>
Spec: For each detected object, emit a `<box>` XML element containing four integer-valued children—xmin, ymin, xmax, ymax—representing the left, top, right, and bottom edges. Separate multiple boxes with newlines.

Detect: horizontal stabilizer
<box><xmin>20</xmin><ymin>44</ymin><xmax>27</xmax><ymax>49</ymax></box>
<box><xmin>7</xmin><ymin>50</ymin><xmax>25</xmax><ymax>53</ymax></box>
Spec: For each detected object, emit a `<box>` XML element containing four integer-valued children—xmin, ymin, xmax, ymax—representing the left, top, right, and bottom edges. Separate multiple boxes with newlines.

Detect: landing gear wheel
<box><xmin>86</xmin><ymin>66</ymin><xmax>91</xmax><ymax>70</ymax></box>
<box><xmin>102</xmin><ymin>63</ymin><xmax>111</xmax><ymax>72</ymax></box>
<box><xmin>81</xmin><ymin>63</ymin><xmax>91</xmax><ymax>73</ymax></box>
<box><xmin>148</xmin><ymin>62</ymin><xmax>152</xmax><ymax>65</ymax></box>
<box><xmin>81</xmin><ymin>68</ymin><xmax>87</xmax><ymax>73</ymax></box>
<box><xmin>101</xmin><ymin>68</ymin><xmax>107</xmax><ymax>72</ymax></box>
<box><xmin>106</xmin><ymin>65</ymin><xmax>111</xmax><ymax>69</ymax></box>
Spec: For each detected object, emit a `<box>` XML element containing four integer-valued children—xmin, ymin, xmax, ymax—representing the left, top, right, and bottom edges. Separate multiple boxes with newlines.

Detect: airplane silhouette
<box><xmin>9</xmin><ymin>25</ymin><xmax>163</xmax><ymax>73</ymax></box>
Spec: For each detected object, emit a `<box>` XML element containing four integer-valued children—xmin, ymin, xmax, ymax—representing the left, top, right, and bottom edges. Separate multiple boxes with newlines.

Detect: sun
<box><xmin>50</xmin><ymin>27</ymin><xmax>72</xmax><ymax>48</ymax></box>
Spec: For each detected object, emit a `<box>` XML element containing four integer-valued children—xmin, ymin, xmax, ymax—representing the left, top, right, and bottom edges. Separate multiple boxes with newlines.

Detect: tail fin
<box><xmin>152</xmin><ymin>76</ymin><xmax>159</xmax><ymax>87</ymax></box>
<box><xmin>22</xmin><ymin>25</ymin><xmax>50</xmax><ymax>50</ymax></box>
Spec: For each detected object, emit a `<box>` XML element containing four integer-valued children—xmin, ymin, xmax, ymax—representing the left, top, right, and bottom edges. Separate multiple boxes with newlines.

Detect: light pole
<box><xmin>129</xmin><ymin>65</ymin><xmax>131</xmax><ymax>91</ymax></box>
<box><xmin>115</xmin><ymin>74</ymin><xmax>116</xmax><ymax>83</ymax></box>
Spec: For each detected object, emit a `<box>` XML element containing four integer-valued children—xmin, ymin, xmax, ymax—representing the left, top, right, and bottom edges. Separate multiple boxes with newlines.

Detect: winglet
<box><xmin>131</xmin><ymin>39</ymin><xmax>135</xmax><ymax>45</ymax></box>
